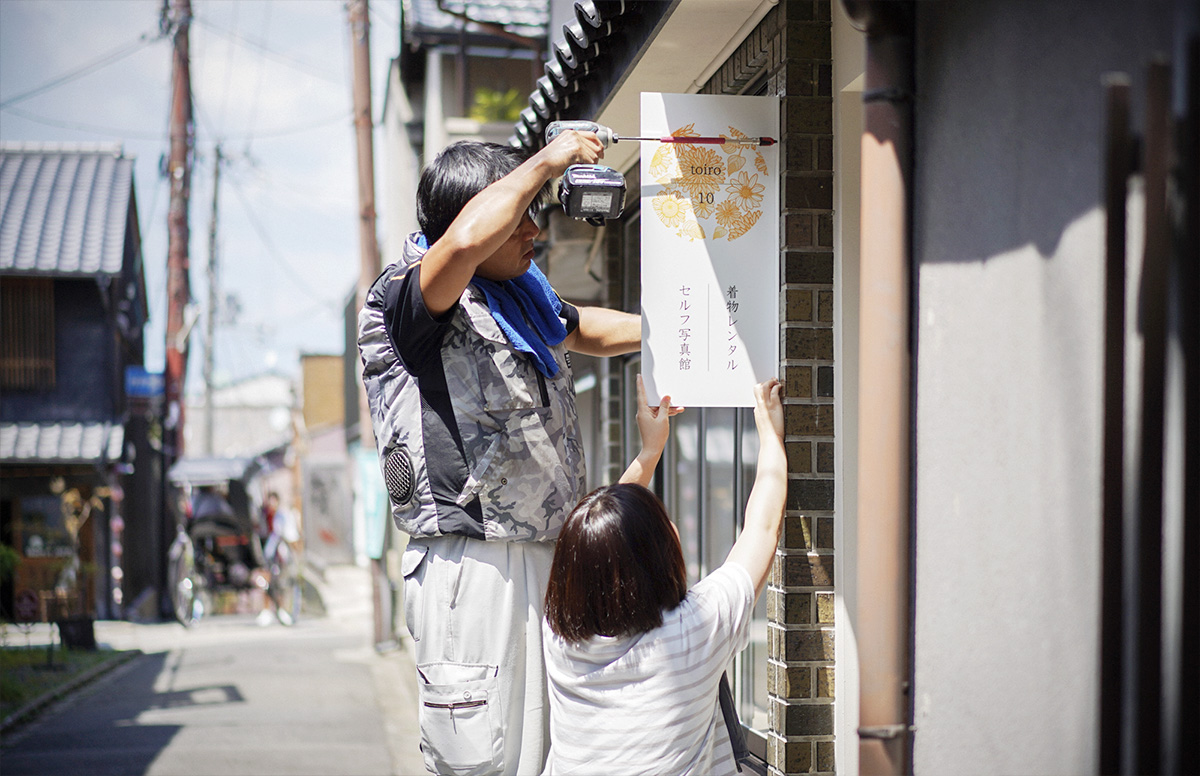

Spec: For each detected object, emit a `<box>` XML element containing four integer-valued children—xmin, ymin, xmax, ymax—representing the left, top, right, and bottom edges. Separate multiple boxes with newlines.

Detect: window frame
<box><xmin>0</xmin><ymin>276</ymin><xmax>56</xmax><ymax>391</ymax></box>
<box><xmin>614</xmin><ymin>184</ymin><xmax>772</xmax><ymax>746</ymax></box>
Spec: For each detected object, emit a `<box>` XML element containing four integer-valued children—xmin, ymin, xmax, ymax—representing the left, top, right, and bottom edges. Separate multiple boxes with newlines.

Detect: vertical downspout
<box><xmin>842</xmin><ymin>2</ymin><xmax>915</xmax><ymax>774</ymax></box>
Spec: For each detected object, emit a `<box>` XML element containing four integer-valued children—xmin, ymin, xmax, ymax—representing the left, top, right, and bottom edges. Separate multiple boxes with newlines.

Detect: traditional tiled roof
<box><xmin>405</xmin><ymin>0</ymin><xmax>549</xmax><ymax>39</ymax></box>
<box><xmin>0</xmin><ymin>422</ymin><xmax>124</xmax><ymax>464</ymax></box>
<box><xmin>509</xmin><ymin>1</ymin><xmax>668</xmax><ymax>150</ymax></box>
<box><xmin>0</xmin><ymin>142</ymin><xmax>135</xmax><ymax>276</ymax></box>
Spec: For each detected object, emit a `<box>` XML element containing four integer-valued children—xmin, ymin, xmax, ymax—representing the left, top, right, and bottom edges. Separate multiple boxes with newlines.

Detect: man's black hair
<box><xmin>416</xmin><ymin>140</ymin><xmax>547</xmax><ymax>244</ymax></box>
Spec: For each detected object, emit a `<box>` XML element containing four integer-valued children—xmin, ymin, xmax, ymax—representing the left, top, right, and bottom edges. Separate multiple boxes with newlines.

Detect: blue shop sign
<box><xmin>125</xmin><ymin>366</ymin><xmax>165</xmax><ymax>397</ymax></box>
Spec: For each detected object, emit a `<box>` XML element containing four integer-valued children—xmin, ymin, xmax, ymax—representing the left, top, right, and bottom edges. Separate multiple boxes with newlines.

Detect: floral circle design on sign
<box><xmin>648</xmin><ymin>123</ymin><xmax>770</xmax><ymax>242</ymax></box>
<box><xmin>652</xmin><ymin>190</ymin><xmax>691</xmax><ymax>227</ymax></box>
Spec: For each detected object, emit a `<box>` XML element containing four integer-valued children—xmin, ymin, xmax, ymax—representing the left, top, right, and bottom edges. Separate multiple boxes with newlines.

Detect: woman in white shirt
<box><xmin>542</xmin><ymin>376</ymin><xmax>786</xmax><ymax>776</ymax></box>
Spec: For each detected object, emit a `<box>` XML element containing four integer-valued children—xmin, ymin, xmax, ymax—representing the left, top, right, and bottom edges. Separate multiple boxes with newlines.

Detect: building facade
<box><xmin>502</xmin><ymin>1</ymin><xmax>1197</xmax><ymax>775</ymax></box>
<box><xmin>377</xmin><ymin>1</ymin><xmax>1197</xmax><ymax>773</ymax></box>
<box><xmin>507</xmin><ymin>2</ymin><xmax>854</xmax><ymax>772</ymax></box>
<box><xmin>0</xmin><ymin>143</ymin><xmax>157</xmax><ymax>625</ymax></box>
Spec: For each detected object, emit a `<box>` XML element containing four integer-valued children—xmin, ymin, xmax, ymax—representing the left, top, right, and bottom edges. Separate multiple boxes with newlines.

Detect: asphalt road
<box><xmin>0</xmin><ymin>567</ymin><xmax>425</xmax><ymax>776</ymax></box>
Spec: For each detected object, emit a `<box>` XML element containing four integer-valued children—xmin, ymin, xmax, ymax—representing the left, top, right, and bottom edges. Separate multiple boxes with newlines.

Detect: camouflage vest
<box><xmin>357</xmin><ymin>234</ymin><xmax>585</xmax><ymax>542</ymax></box>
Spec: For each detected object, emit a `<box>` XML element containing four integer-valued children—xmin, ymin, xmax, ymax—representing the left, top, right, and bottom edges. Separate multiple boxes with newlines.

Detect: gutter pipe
<box><xmin>841</xmin><ymin>2</ymin><xmax>916</xmax><ymax>774</ymax></box>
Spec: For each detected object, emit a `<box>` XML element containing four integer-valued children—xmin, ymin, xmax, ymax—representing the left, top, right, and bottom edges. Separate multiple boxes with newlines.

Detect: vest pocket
<box><xmin>464</xmin><ymin>303</ymin><xmax>553</xmax><ymax>413</ymax></box>
<box><xmin>456</xmin><ymin>407</ymin><xmax>573</xmax><ymax>540</ymax></box>
<box><xmin>416</xmin><ymin>662</ymin><xmax>504</xmax><ymax>775</ymax></box>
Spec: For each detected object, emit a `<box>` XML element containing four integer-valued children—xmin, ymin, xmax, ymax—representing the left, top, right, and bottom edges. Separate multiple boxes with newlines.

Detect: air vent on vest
<box><xmin>384</xmin><ymin>446</ymin><xmax>415</xmax><ymax>504</ymax></box>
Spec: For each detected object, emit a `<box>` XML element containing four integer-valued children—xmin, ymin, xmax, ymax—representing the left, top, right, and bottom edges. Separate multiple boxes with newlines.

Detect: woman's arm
<box><xmin>619</xmin><ymin>374</ymin><xmax>682</xmax><ymax>487</ymax></box>
<box><xmin>724</xmin><ymin>379</ymin><xmax>786</xmax><ymax>597</ymax></box>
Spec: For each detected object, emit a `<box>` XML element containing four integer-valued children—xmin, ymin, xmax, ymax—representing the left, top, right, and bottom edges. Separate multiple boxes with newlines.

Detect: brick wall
<box><xmin>702</xmin><ymin>2</ymin><xmax>837</xmax><ymax>774</ymax></box>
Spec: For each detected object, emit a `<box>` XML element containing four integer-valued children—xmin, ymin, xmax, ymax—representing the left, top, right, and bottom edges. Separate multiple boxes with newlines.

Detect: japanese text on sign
<box><xmin>640</xmin><ymin>92</ymin><xmax>780</xmax><ymax>407</ymax></box>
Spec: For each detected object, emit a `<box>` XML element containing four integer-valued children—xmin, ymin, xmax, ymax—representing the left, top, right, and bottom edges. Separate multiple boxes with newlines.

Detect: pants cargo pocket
<box><xmin>401</xmin><ymin>543</ymin><xmax>430</xmax><ymax>643</ymax></box>
<box><xmin>417</xmin><ymin>662</ymin><xmax>504</xmax><ymax>775</ymax></box>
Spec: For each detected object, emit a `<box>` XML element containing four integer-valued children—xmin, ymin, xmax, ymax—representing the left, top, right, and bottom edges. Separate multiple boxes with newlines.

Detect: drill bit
<box><xmin>615</xmin><ymin>135</ymin><xmax>777</xmax><ymax>147</ymax></box>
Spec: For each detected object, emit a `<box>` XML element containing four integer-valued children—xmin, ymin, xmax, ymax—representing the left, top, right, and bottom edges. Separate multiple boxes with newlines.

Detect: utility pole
<box><xmin>203</xmin><ymin>143</ymin><xmax>222</xmax><ymax>456</ymax></box>
<box><xmin>349</xmin><ymin>0</ymin><xmax>381</xmax><ymax>337</ymax></box>
<box><xmin>159</xmin><ymin>0</ymin><xmax>194</xmax><ymax>620</ymax></box>
<box><xmin>347</xmin><ymin>0</ymin><xmax>387</xmax><ymax>648</ymax></box>
<box><xmin>164</xmin><ymin>0</ymin><xmax>194</xmax><ymax>462</ymax></box>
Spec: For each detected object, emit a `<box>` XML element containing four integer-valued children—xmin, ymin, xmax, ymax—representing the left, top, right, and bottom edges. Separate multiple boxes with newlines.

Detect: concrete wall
<box><xmin>183</xmin><ymin>373</ymin><xmax>296</xmax><ymax>458</ymax></box>
<box><xmin>381</xmin><ymin>58</ymin><xmax>420</xmax><ymax>271</ymax></box>
<box><xmin>832</xmin><ymin>5</ymin><xmax>863</xmax><ymax>772</ymax></box>
<box><xmin>910</xmin><ymin>2</ymin><xmax>1176</xmax><ymax>772</ymax></box>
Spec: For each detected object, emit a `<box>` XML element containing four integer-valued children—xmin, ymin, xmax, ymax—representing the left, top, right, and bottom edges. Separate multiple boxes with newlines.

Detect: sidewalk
<box><xmin>1</xmin><ymin>564</ymin><xmax>425</xmax><ymax>775</ymax></box>
<box><xmin>303</xmin><ymin>563</ymin><xmax>424</xmax><ymax>774</ymax></box>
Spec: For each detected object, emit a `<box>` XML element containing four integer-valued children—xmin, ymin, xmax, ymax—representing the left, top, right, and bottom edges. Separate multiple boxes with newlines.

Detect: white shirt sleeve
<box><xmin>687</xmin><ymin>561</ymin><xmax>757</xmax><ymax>660</ymax></box>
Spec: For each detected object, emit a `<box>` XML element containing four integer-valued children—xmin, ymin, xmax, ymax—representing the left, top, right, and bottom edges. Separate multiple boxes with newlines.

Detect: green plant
<box><xmin>0</xmin><ymin>543</ymin><xmax>18</xmax><ymax>582</ymax></box>
<box><xmin>469</xmin><ymin>87</ymin><xmax>525</xmax><ymax>123</ymax></box>
<box><xmin>0</xmin><ymin>646</ymin><xmax>124</xmax><ymax>715</ymax></box>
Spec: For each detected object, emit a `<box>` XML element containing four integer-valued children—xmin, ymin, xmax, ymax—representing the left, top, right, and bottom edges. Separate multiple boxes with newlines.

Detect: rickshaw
<box><xmin>166</xmin><ymin>456</ymin><xmax>301</xmax><ymax>626</ymax></box>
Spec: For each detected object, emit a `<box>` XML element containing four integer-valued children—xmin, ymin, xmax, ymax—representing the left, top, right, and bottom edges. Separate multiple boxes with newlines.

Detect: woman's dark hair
<box><xmin>545</xmin><ymin>483</ymin><xmax>688</xmax><ymax>642</ymax></box>
<box><xmin>416</xmin><ymin>140</ymin><xmax>547</xmax><ymax>244</ymax></box>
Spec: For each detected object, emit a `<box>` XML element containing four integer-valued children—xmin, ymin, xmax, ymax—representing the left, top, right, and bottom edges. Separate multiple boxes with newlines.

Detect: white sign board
<box><xmin>640</xmin><ymin>92</ymin><xmax>781</xmax><ymax>407</ymax></box>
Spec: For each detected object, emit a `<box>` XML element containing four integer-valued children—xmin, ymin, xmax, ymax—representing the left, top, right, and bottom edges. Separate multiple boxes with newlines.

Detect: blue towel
<box><xmin>472</xmin><ymin>263</ymin><xmax>568</xmax><ymax>378</ymax></box>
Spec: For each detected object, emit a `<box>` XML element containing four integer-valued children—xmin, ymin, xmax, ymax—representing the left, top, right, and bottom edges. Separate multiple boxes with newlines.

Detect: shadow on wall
<box><xmin>912</xmin><ymin>0</ymin><xmax>1177</xmax><ymax>264</ymax></box>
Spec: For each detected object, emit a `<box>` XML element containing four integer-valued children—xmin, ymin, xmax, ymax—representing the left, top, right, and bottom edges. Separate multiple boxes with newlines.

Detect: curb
<box><xmin>300</xmin><ymin>570</ymin><xmax>327</xmax><ymax>618</ymax></box>
<box><xmin>0</xmin><ymin>649</ymin><xmax>142</xmax><ymax>736</ymax></box>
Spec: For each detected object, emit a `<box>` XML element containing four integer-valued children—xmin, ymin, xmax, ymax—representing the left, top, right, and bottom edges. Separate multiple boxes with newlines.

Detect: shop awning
<box><xmin>0</xmin><ymin>421</ymin><xmax>124</xmax><ymax>464</ymax></box>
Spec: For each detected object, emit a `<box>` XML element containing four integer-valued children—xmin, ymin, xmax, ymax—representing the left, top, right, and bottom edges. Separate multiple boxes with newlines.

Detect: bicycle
<box><xmin>167</xmin><ymin>526</ymin><xmax>205</xmax><ymax>627</ymax></box>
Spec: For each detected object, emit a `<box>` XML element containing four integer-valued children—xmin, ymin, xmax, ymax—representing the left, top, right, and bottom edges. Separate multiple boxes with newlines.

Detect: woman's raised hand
<box><xmin>635</xmin><ymin>373</ymin><xmax>673</xmax><ymax>458</ymax></box>
<box><xmin>620</xmin><ymin>375</ymin><xmax>683</xmax><ymax>486</ymax></box>
<box><xmin>753</xmin><ymin>378</ymin><xmax>784</xmax><ymax>442</ymax></box>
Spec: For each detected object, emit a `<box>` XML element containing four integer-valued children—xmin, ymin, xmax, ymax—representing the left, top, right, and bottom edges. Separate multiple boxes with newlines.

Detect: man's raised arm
<box><xmin>419</xmin><ymin>132</ymin><xmax>604</xmax><ymax>316</ymax></box>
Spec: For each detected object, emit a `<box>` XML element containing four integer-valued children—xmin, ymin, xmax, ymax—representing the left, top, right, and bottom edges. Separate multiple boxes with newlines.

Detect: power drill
<box><xmin>545</xmin><ymin>120</ymin><xmax>626</xmax><ymax>225</ymax></box>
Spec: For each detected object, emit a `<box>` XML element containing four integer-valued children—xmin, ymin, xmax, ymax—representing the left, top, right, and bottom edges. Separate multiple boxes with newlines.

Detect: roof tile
<box><xmin>0</xmin><ymin>144</ymin><xmax>134</xmax><ymax>276</ymax></box>
<box><xmin>0</xmin><ymin>422</ymin><xmax>125</xmax><ymax>464</ymax></box>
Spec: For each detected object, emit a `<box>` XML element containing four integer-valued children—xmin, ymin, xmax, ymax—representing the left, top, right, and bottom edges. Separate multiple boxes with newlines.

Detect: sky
<box><xmin>0</xmin><ymin>0</ymin><xmax>402</xmax><ymax>394</ymax></box>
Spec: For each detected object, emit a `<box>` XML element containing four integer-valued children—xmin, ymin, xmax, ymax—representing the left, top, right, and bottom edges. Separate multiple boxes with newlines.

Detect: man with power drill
<box><xmin>357</xmin><ymin>129</ymin><xmax>640</xmax><ymax>775</ymax></box>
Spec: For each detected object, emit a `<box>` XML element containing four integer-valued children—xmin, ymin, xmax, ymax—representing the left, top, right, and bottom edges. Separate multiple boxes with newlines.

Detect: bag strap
<box><xmin>719</xmin><ymin>671</ymin><xmax>751</xmax><ymax>771</ymax></box>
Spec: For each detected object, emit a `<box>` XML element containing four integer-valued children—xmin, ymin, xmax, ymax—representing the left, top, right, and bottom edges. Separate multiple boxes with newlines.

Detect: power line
<box><xmin>2</xmin><ymin>98</ymin><xmax>353</xmax><ymax>143</ymax></box>
<box><xmin>191</xmin><ymin>14</ymin><xmax>343</xmax><ymax>85</ymax></box>
<box><xmin>241</xmin><ymin>0</ymin><xmax>273</xmax><ymax>154</ymax></box>
<box><xmin>234</xmin><ymin>109</ymin><xmax>354</xmax><ymax>139</ymax></box>
<box><xmin>187</xmin><ymin>4</ymin><xmax>350</xmax><ymax>148</ymax></box>
<box><xmin>0</xmin><ymin>31</ymin><xmax>163</xmax><ymax>108</ymax></box>
<box><xmin>224</xmin><ymin>166</ymin><xmax>340</xmax><ymax>305</ymax></box>
<box><xmin>215</xmin><ymin>0</ymin><xmax>241</xmax><ymax>132</ymax></box>
<box><xmin>0</xmin><ymin>104</ymin><xmax>172</xmax><ymax>140</ymax></box>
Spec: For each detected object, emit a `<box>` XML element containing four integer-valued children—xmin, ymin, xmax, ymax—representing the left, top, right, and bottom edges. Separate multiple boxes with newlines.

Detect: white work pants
<box><xmin>401</xmin><ymin>535</ymin><xmax>555</xmax><ymax>776</ymax></box>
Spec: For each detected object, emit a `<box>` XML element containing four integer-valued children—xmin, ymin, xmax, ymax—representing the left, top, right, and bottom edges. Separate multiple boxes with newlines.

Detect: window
<box><xmin>17</xmin><ymin>494</ymin><xmax>74</xmax><ymax>559</ymax></box>
<box><xmin>736</xmin><ymin>414</ymin><xmax>771</xmax><ymax>733</ymax></box>
<box><xmin>1</xmin><ymin>277</ymin><xmax>56</xmax><ymax>390</ymax></box>
<box><xmin>665</xmin><ymin>408</ymin><xmax>770</xmax><ymax>732</ymax></box>
<box><xmin>616</xmin><ymin>166</ymin><xmax>771</xmax><ymax>740</ymax></box>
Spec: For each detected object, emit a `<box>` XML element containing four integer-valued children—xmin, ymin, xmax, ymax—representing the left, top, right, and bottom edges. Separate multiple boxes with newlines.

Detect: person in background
<box><xmin>255</xmin><ymin>491</ymin><xmax>300</xmax><ymax>626</ymax></box>
<box><xmin>261</xmin><ymin>491</ymin><xmax>299</xmax><ymax>561</ymax></box>
<box><xmin>542</xmin><ymin>376</ymin><xmax>786</xmax><ymax>776</ymax></box>
<box><xmin>357</xmin><ymin>131</ymin><xmax>643</xmax><ymax>775</ymax></box>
